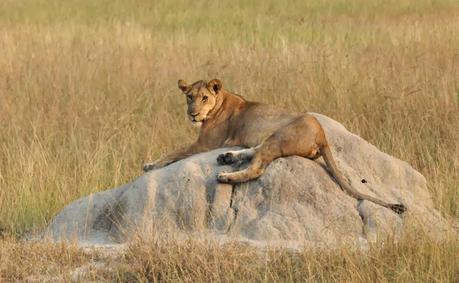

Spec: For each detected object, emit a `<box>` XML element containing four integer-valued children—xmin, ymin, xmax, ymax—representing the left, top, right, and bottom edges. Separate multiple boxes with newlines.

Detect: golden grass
<box><xmin>0</xmin><ymin>0</ymin><xmax>458</xmax><ymax>281</ymax></box>
<box><xmin>1</xmin><ymin>233</ymin><xmax>459</xmax><ymax>282</ymax></box>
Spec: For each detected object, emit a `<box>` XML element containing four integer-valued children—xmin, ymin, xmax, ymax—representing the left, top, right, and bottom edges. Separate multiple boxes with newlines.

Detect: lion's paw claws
<box><xmin>217</xmin><ymin>172</ymin><xmax>230</xmax><ymax>183</ymax></box>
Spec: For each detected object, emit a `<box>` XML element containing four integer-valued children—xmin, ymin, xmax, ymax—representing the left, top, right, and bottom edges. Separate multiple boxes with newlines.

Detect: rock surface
<box><xmin>45</xmin><ymin>113</ymin><xmax>451</xmax><ymax>248</ymax></box>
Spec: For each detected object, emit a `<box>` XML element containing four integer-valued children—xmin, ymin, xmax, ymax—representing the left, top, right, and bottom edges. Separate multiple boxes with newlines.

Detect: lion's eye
<box><xmin>202</xmin><ymin>96</ymin><xmax>208</xmax><ymax>102</ymax></box>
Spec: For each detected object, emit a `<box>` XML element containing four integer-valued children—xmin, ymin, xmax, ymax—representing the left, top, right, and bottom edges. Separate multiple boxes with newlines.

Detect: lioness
<box><xmin>143</xmin><ymin>79</ymin><xmax>406</xmax><ymax>214</ymax></box>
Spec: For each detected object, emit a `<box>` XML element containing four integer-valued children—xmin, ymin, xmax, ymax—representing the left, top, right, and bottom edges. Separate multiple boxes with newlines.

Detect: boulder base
<box><xmin>46</xmin><ymin>113</ymin><xmax>451</xmax><ymax>248</ymax></box>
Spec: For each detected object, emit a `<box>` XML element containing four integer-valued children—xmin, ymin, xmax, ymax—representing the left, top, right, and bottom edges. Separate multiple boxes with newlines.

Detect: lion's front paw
<box><xmin>142</xmin><ymin>162</ymin><xmax>157</xmax><ymax>172</ymax></box>
<box><xmin>217</xmin><ymin>152</ymin><xmax>238</xmax><ymax>165</ymax></box>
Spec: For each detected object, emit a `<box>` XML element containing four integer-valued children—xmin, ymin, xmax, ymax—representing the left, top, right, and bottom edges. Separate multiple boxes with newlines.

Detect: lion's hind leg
<box><xmin>217</xmin><ymin>142</ymin><xmax>280</xmax><ymax>184</ymax></box>
<box><xmin>217</xmin><ymin>115</ymin><xmax>323</xmax><ymax>184</ymax></box>
<box><xmin>217</xmin><ymin>147</ymin><xmax>257</xmax><ymax>165</ymax></box>
<box><xmin>217</xmin><ymin>151</ymin><xmax>267</xmax><ymax>184</ymax></box>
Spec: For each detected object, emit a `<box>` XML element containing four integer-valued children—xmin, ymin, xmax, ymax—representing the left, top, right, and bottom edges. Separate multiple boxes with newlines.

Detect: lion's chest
<box><xmin>199</xmin><ymin>122</ymin><xmax>230</xmax><ymax>148</ymax></box>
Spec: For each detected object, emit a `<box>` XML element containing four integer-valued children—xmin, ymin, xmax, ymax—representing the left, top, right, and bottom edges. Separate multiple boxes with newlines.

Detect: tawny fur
<box><xmin>143</xmin><ymin>79</ymin><xmax>406</xmax><ymax>214</ymax></box>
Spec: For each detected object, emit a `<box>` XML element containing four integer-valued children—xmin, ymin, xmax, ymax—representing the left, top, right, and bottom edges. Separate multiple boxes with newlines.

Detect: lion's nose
<box><xmin>190</xmin><ymin>112</ymin><xmax>200</xmax><ymax>117</ymax></box>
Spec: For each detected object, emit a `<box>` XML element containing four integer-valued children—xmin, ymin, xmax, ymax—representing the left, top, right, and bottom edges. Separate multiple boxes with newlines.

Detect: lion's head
<box><xmin>177</xmin><ymin>79</ymin><xmax>222</xmax><ymax>126</ymax></box>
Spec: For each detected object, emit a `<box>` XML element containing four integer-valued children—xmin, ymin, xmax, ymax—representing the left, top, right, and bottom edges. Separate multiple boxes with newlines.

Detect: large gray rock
<box><xmin>45</xmin><ymin>113</ymin><xmax>452</xmax><ymax>248</ymax></box>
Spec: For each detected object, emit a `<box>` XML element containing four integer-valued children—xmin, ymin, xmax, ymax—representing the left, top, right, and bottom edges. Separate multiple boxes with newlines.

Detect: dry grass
<box><xmin>0</xmin><ymin>0</ymin><xmax>458</xmax><ymax>281</ymax></box>
<box><xmin>1</xmin><ymin>233</ymin><xmax>459</xmax><ymax>282</ymax></box>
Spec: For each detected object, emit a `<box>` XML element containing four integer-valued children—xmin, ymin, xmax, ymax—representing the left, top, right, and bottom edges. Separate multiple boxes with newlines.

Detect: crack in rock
<box><xmin>226</xmin><ymin>186</ymin><xmax>239</xmax><ymax>233</ymax></box>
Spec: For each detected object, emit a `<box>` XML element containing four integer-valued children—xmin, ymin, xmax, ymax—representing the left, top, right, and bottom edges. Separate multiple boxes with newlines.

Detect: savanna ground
<box><xmin>0</xmin><ymin>0</ymin><xmax>458</xmax><ymax>281</ymax></box>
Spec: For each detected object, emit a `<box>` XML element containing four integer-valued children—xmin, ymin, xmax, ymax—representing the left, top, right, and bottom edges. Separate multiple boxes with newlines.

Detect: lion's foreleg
<box><xmin>143</xmin><ymin>142</ymin><xmax>206</xmax><ymax>172</ymax></box>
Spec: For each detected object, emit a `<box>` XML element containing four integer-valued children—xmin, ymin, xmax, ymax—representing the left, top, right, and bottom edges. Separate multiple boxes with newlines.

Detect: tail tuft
<box><xmin>389</xmin><ymin>203</ymin><xmax>407</xmax><ymax>214</ymax></box>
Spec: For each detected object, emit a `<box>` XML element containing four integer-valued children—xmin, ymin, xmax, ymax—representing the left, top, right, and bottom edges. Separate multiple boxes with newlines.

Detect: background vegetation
<box><xmin>0</xmin><ymin>0</ymin><xmax>458</xmax><ymax>281</ymax></box>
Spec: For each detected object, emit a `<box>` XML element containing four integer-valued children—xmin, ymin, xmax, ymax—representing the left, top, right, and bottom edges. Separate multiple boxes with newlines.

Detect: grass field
<box><xmin>0</xmin><ymin>0</ymin><xmax>458</xmax><ymax>281</ymax></box>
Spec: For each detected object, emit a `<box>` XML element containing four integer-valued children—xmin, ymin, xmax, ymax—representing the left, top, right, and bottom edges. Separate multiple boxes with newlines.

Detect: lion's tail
<box><xmin>321</xmin><ymin>145</ymin><xmax>406</xmax><ymax>214</ymax></box>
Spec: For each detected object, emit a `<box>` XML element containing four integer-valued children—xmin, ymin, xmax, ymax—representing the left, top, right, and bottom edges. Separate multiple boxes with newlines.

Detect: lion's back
<box><xmin>231</xmin><ymin>102</ymin><xmax>304</xmax><ymax>146</ymax></box>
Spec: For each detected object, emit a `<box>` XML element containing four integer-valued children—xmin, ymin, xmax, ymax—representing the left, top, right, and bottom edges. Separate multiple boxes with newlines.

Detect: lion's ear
<box><xmin>207</xmin><ymin>79</ymin><xmax>222</xmax><ymax>94</ymax></box>
<box><xmin>178</xmin><ymin>80</ymin><xmax>190</xmax><ymax>92</ymax></box>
